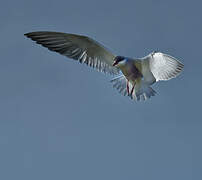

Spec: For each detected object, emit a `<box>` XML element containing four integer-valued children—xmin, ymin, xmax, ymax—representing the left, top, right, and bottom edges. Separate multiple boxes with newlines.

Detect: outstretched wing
<box><xmin>24</xmin><ymin>31</ymin><xmax>119</xmax><ymax>75</ymax></box>
<box><xmin>141</xmin><ymin>52</ymin><xmax>184</xmax><ymax>82</ymax></box>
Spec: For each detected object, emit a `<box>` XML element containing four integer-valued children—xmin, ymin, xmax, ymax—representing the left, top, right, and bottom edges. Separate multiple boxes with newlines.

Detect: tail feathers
<box><xmin>134</xmin><ymin>82</ymin><xmax>156</xmax><ymax>101</ymax></box>
<box><xmin>110</xmin><ymin>75</ymin><xmax>156</xmax><ymax>101</ymax></box>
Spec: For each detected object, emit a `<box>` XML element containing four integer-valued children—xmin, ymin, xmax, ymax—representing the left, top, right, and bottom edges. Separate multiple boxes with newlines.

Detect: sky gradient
<box><xmin>1</xmin><ymin>0</ymin><xmax>202</xmax><ymax>179</ymax></box>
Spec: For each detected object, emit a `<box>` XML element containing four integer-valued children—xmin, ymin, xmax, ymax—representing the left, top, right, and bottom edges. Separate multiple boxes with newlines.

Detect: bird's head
<box><xmin>112</xmin><ymin>56</ymin><xmax>126</xmax><ymax>67</ymax></box>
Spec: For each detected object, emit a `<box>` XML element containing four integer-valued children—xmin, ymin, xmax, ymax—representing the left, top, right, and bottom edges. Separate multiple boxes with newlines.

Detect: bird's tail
<box><xmin>133</xmin><ymin>78</ymin><xmax>156</xmax><ymax>101</ymax></box>
<box><xmin>110</xmin><ymin>75</ymin><xmax>156</xmax><ymax>101</ymax></box>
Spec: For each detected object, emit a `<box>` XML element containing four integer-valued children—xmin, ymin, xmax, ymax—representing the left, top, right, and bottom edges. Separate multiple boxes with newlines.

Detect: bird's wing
<box><xmin>24</xmin><ymin>31</ymin><xmax>119</xmax><ymax>75</ymax></box>
<box><xmin>140</xmin><ymin>52</ymin><xmax>184</xmax><ymax>82</ymax></box>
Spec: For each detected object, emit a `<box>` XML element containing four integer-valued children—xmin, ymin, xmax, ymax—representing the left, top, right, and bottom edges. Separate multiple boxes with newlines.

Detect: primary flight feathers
<box><xmin>25</xmin><ymin>31</ymin><xmax>184</xmax><ymax>101</ymax></box>
<box><xmin>24</xmin><ymin>31</ymin><xmax>119</xmax><ymax>75</ymax></box>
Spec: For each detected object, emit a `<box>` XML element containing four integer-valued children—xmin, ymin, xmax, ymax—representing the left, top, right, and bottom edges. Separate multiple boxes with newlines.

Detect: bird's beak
<box><xmin>112</xmin><ymin>61</ymin><xmax>117</xmax><ymax>66</ymax></box>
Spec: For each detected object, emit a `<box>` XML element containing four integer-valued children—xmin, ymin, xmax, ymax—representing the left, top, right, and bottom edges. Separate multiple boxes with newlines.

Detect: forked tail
<box><xmin>110</xmin><ymin>75</ymin><xmax>156</xmax><ymax>101</ymax></box>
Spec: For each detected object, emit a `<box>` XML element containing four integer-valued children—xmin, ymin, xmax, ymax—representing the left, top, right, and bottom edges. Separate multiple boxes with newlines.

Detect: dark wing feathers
<box><xmin>24</xmin><ymin>31</ymin><xmax>119</xmax><ymax>75</ymax></box>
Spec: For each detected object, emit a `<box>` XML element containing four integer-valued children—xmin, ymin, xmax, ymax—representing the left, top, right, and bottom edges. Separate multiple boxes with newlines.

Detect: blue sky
<box><xmin>1</xmin><ymin>0</ymin><xmax>202</xmax><ymax>179</ymax></box>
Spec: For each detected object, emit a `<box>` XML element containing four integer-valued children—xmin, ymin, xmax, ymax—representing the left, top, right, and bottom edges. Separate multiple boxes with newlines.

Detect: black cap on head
<box><xmin>112</xmin><ymin>56</ymin><xmax>125</xmax><ymax>66</ymax></box>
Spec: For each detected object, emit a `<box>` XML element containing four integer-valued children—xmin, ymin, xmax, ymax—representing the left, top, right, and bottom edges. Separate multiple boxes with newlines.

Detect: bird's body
<box><xmin>25</xmin><ymin>31</ymin><xmax>184</xmax><ymax>101</ymax></box>
<box><xmin>118</xmin><ymin>58</ymin><xmax>142</xmax><ymax>82</ymax></box>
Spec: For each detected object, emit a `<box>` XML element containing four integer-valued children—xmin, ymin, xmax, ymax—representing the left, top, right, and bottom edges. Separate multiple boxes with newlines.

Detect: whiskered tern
<box><xmin>25</xmin><ymin>31</ymin><xmax>184</xmax><ymax>101</ymax></box>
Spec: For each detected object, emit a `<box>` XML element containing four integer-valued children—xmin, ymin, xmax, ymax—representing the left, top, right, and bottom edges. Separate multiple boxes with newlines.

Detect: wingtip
<box><xmin>24</xmin><ymin>31</ymin><xmax>40</xmax><ymax>37</ymax></box>
<box><xmin>24</xmin><ymin>32</ymin><xmax>31</xmax><ymax>37</ymax></box>
<box><xmin>24</xmin><ymin>31</ymin><xmax>55</xmax><ymax>38</ymax></box>
<box><xmin>24</xmin><ymin>32</ymin><xmax>39</xmax><ymax>38</ymax></box>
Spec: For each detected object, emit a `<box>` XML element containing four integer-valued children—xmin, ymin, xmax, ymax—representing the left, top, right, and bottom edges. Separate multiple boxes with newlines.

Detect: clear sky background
<box><xmin>1</xmin><ymin>0</ymin><xmax>202</xmax><ymax>179</ymax></box>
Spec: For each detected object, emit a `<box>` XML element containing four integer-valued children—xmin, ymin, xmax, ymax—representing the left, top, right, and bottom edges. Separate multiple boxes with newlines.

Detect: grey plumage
<box><xmin>24</xmin><ymin>31</ymin><xmax>119</xmax><ymax>75</ymax></box>
<box><xmin>25</xmin><ymin>31</ymin><xmax>184</xmax><ymax>101</ymax></box>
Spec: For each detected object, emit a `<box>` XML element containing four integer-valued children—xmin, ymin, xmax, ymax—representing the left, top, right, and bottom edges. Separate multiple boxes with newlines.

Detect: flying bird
<box><xmin>24</xmin><ymin>31</ymin><xmax>184</xmax><ymax>101</ymax></box>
